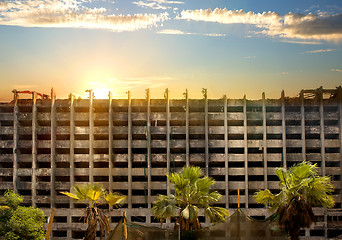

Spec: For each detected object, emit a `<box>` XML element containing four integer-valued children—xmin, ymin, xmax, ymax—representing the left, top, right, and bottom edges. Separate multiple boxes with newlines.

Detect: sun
<box><xmin>92</xmin><ymin>88</ymin><xmax>111</xmax><ymax>99</ymax></box>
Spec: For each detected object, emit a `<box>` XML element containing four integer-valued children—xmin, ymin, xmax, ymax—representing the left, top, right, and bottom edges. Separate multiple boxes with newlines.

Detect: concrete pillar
<box><xmin>281</xmin><ymin>90</ymin><xmax>287</xmax><ymax>168</ymax></box>
<box><xmin>32</xmin><ymin>92</ymin><xmax>37</xmax><ymax>208</ymax></box>
<box><xmin>50</xmin><ymin>89</ymin><xmax>56</xmax><ymax>208</ymax></box>
<box><xmin>12</xmin><ymin>90</ymin><xmax>19</xmax><ymax>194</ymax></box>
<box><xmin>224</xmin><ymin>95</ymin><xmax>229</xmax><ymax>208</ymax></box>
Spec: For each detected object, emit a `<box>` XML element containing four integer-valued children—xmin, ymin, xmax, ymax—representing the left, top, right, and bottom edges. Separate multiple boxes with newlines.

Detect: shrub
<box><xmin>0</xmin><ymin>190</ymin><xmax>46</xmax><ymax>240</ymax></box>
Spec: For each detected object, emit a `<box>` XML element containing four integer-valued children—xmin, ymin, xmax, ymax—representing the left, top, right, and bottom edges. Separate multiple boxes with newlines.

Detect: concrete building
<box><xmin>0</xmin><ymin>87</ymin><xmax>341</xmax><ymax>239</ymax></box>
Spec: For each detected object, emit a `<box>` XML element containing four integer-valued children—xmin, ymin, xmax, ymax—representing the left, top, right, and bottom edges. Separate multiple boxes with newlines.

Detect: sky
<box><xmin>0</xmin><ymin>0</ymin><xmax>342</xmax><ymax>101</ymax></box>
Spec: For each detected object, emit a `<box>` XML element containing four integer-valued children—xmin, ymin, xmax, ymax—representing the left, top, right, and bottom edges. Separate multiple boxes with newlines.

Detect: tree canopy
<box><xmin>254</xmin><ymin>161</ymin><xmax>335</xmax><ymax>240</ymax></box>
<box><xmin>152</xmin><ymin>166</ymin><xmax>229</xmax><ymax>231</ymax></box>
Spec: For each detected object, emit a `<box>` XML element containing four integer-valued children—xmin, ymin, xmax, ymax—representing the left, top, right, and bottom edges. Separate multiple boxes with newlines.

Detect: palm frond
<box><xmin>204</xmin><ymin>206</ymin><xmax>229</xmax><ymax>223</ymax></box>
<box><xmin>105</xmin><ymin>193</ymin><xmax>126</xmax><ymax>206</ymax></box>
<box><xmin>152</xmin><ymin>195</ymin><xmax>178</xmax><ymax>221</ymax></box>
<box><xmin>60</xmin><ymin>191</ymin><xmax>80</xmax><ymax>200</ymax></box>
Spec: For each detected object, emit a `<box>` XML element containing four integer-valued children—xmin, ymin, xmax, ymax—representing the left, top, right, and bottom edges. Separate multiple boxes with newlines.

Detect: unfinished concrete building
<box><xmin>0</xmin><ymin>87</ymin><xmax>341</xmax><ymax>239</ymax></box>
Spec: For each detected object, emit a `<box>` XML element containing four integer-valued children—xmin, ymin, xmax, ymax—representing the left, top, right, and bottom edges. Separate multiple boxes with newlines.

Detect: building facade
<box><xmin>0</xmin><ymin>87</ymin><xmax>341</xmax><ymax>239</ymax></box>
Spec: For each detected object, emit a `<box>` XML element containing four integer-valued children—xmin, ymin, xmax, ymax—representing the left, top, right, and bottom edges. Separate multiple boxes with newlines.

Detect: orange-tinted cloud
<box><xmin>179</xmin><ymin>8</ymin><xmax>342</xmax><ymax>41</ymax></box>
<box><xmin>0</xmin><ymin>0</ymin><xmax>168</xmax><ymax>31</ymax></box>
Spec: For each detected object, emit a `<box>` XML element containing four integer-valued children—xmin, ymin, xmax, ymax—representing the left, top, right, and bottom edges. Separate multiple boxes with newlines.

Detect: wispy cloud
<box><xmin>157</xmin><ymin>29</ymin><xmax>194</xmax><ymax>35</ymax></box>
<box><xmin>158</xmin><ymin>28</ymin><xmax>226</xmax><ymax>37</ymax></box>
<box><xmin>279</xmin><ymin>40</ymin><xmax>322</xmax><ymax>45</ymax></box>
<box><xmin>301</xmin><ymin>49</ymin><xmax>335</xmax><ymax>54</ymax></box>
<box><xmin>330</xmin><ymin>68</ymin><xmax>342</xmax><ymax>72</ymax></box>
<box><xmin>133</xmin><ymin>0</ymin><xmax>184</xmax><ymax>10</ymax></box>
<box><xmin>178</xmin><ymin>8</ymin><xmax>342</xmax><ymax>41</ymax></box>
<box><xmin>203</xmin><ymin>33</ymin><xmax>227</xmax><ymax>37</ymax></box>
<box><xmin>0</xmin><ymin>0</ymin><xmax>168</xmax><ymax>31</ymax></box>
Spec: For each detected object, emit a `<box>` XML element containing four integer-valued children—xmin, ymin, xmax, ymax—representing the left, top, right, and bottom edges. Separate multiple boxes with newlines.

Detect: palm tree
<box><xmin>61</xmin><ymin>183</ymin><xmax>125</xmax><ymax>240</ymax></box>
<box><xmin>152</xmin><ymin>166</ymin><xmax>229</xmax><ymax>231</ymax></box>
<box><xmin>254</xmin><ymin>161</ymin><xmax>335</xmax><ymax>240</ymax></box>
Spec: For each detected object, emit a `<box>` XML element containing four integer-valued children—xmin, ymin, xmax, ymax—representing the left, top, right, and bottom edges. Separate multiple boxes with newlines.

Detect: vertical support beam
<box><xmin>185</xmin><ymin>89</ymin><xmax>189</xmax><ymax>166</ymax></box>
<box><xmin>32</xmin><ymin>92</ymin><xmax>37</xmax><ymax>208</ymax></box>
<box><xmin>318</xmin><ymin>87</ymin><xmax>327</xmax><ymax>238</ymax></box>
<box><xmin>108</xmin><ymin>92</ymin><xmax>113</xmax><ymax>193</ymax></box>
<box><xmin>165</xmin><ymin>89</ymin><xmax>171</xmax><ymax>196</ymax></box>
<box><xmin>68</xmin><ymin>93</ymin><xmax>75</xmax><ymax>239</ymax></box>
<box><xmin>127</xmin><ymin>91</ymin><xmax>132</xmax><ymax>209</ymax></box>
<box><xmin>50</xmin><ymin>89</ymin><xmax>56</xmax><ymax>208</ymax></box>
<box><xmin>13</xmin><ymin>90</ymin><xmax>19</xmax><ymax>194</ymax></box>
<box><xmin>88</xmin><ymin>90</ymin><xmax>94</xmax><ymax>184</ymax></box>
<box><xmin>262</xmin><ymin>92</ymin><xmax>268</xmax><ymax>190</ymax></box>
<box><xmin>300</xmin><ymin>90</ymin><xmax>306</xmax><ymax>162</ymax></box>
<box><xmin>146</xmin><ymin>89</ymin><xmax>152</xmax><ymax>218</ymax></box>
<box><xmin>243</xmin><ymin>95</ymin><xmax>248</xmax><ymax>207</ymax></box>
<box><xmin>281</xmin><ymin>90</ymin><xmax>287</xmax><ymax>168</ymax></box>
<box><xmin>223</xmin><ymin>95</ymin><xmax>229</xmax><ymax>208</ymax></box>
<box><xmin>69</xmin><ymin>94</ymin><xmax>75</xmax><ymax>196</ymax></box>
<box><xmin>319</xmin><ymin>87</ymin><xmax>326</xmax><ymax>176</ymax></box>
<box><xmin>203</xmin><ymin>88</ymin><xmax>209</xmax><ymax>176</ymax></box>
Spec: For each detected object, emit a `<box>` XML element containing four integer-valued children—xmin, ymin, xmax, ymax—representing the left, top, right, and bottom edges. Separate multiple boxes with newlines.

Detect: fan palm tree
<box><xmin>61</xmin><ymin>183</ymin><xmax>125</xmax><ymax>240</ymax></box>
<box><xmin>152</xmin><ymin>166</ymin><xmax>229</xmax><ymax>231</ymax></box>
<box><xmin>254</xmin><ymin>161</ymin><xmax>335</xmax><ymax>240</ymax></box>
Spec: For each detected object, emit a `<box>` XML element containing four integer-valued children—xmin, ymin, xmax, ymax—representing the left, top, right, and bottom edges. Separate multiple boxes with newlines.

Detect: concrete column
<box><xmin>243</xmin><ymin>95</ymin><xmax>248</xmax><ymax>207</ymax></box>
<box><xmin>300</xmin><ymin>90</ymin><xmax>306</xmax><ymax>162</ymax></box>
<box><xmin>88</xmin><ymin>90</ymin><xmax>94</xmax><ymax>184</ymax></box>
<box><xmin>127</xmin><ymin>91</ymin><xmax>132</xmax><ymax>209</ymax></box>
<box><xmin>185</xmin><ymin>89</ymin><xmax>189</xmax><ymax>166</ymax></box>
<box><xmin>203</xmin><ymin>89</ymin><xmax>209</xmax><ymax>176</ymax></box>
<box><xmin>165</xmin><ymin>89</ymin><xmax>170</xmax><ymax>196</ymax></box>
<box><xmin>12</xmin><ymin>90</ymin><xmax>19</xmax><ymax>194</ymax></box>
<box><xmin>262</xmin><ymin>92</ymin><xmax>268</xmax><ymax>189</ymax></box>
<box><xmin>69</xmin><ymin>94</ymin><xmax>75</xmax><ymax>196</ymax></box>
<box><xmin>223</xmin><ymin>95</ymin><xmax>229</xmax><ymax>208</ymax></box>
<box><xmin>32</xmin><ymin>92</ymin><xmax>37</xmax><ymax>208</ymax></box>
<box><xmin>319</xmin><ymin>87</ymin><xmax>326</xmax><ymax>176</ymax></box>
<box><xmin>281</xmin><ymin>90</ymin><xmax>287</xmax><ymax>168</ymax></box>
<box><xmin>68</xmin><ymin>93</ymin><xmax>75</xmax><ymax>240</ymax></box>
<box><xmin>146</xmin><ymin>89</ymin><xmax>151</xmax><ymax>220</ymax></box>
<box><xmin>108</xmin><ymin>92</ymin><xmax>113</xmax><ymax>193</ymax></box>
<box><xmin>50</xmin><ymin>89</ymin><xmax>56</xmax><ymax>208</ymax></box>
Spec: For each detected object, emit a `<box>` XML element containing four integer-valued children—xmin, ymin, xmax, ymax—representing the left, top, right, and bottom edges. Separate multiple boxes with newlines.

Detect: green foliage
<box><xmin>61</xmin><ymin>183</ymin><xmax>126</xmax><ymax>240</ymax></box>
<box><xmin>0</xmin><ymin>190</ymin><xmax>46</xmax><ymax>240</ymax></box>
<box><xmin>254</xmin><ymin>161</ymin><xmax>335</xmax><ymax>240</ymax></box>
<box><xmin>61</xmin><ymin>183</ymin><xmax>126</xmax><ymax>208</ymax></box>
<box><xmin>152</xmin><ymin>166</ymin><xmax>229</xmax><ymax>230</ymax></box>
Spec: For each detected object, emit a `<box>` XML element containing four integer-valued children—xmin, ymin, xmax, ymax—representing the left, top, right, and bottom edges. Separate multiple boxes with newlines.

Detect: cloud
<box><xmin>330</xmin><ymin>68</ymin><xmax>342</xmax><ymax>72</ymax></box>
<box><xmin>203</xmin><ymin>33</ymin><xmax>227</xmax><ymax>37</ymax></box>
<box><xmin>279</xmin><ymin>40</ymin><xmax>322</xmax><ymax>44</ymax></box>
<box><xmin>179</xmin><ymin>8</ymin><xmax>342</xmax><ymax>41</ymax></box>
<box><xmin>158</xmin><ymin>29</ymin><xmax>227</xmax><ymax>37</ymax></box>
<box><xmin>133</xmin><ymin>0</ymin><xmax>184</xmax><ymax>10</ymax></box>
<box><xmin>301</xmin><ymin>49</ymin><xmax>334</xmax><ymax>54</ymax></box>
<box><xmin>0</xmin><ymin>0</ymin><xmax>168</xmax><ymax>31</ymax></box>
<box><xmin>157</xmin><ymin>28</ymin><xmax>196</xmax><ymax>35</ymax></box>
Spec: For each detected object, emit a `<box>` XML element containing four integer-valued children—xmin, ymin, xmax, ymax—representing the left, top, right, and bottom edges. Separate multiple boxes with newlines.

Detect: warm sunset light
<box><xmin>92</xmin><ymin>88</ymin><xmax>112</xmax><ymax>99</ymax></box>
<box><xmin>0</xmin><ymin>0</ymin><xmax>341</xmax><ymax>101</ymax></box>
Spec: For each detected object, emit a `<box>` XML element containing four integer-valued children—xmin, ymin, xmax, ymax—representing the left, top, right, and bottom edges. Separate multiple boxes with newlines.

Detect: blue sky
<box><xmin>0</xmin><ymin>0</ymin><xmax>341</xmax><ymax>100</ymax></box>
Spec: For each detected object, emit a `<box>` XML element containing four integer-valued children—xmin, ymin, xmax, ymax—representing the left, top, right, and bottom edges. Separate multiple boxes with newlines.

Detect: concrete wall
<box><xmin>0</xmin><ymin>87</ymin><xmax>341</xmax><ymax>239</ymax></box>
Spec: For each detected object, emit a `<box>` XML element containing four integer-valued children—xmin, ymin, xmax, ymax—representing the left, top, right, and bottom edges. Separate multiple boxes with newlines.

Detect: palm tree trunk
<box><xmin>84</xmin><ymin>209</ymin><xmax>97</xmax><ymax>240</ymax></box>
